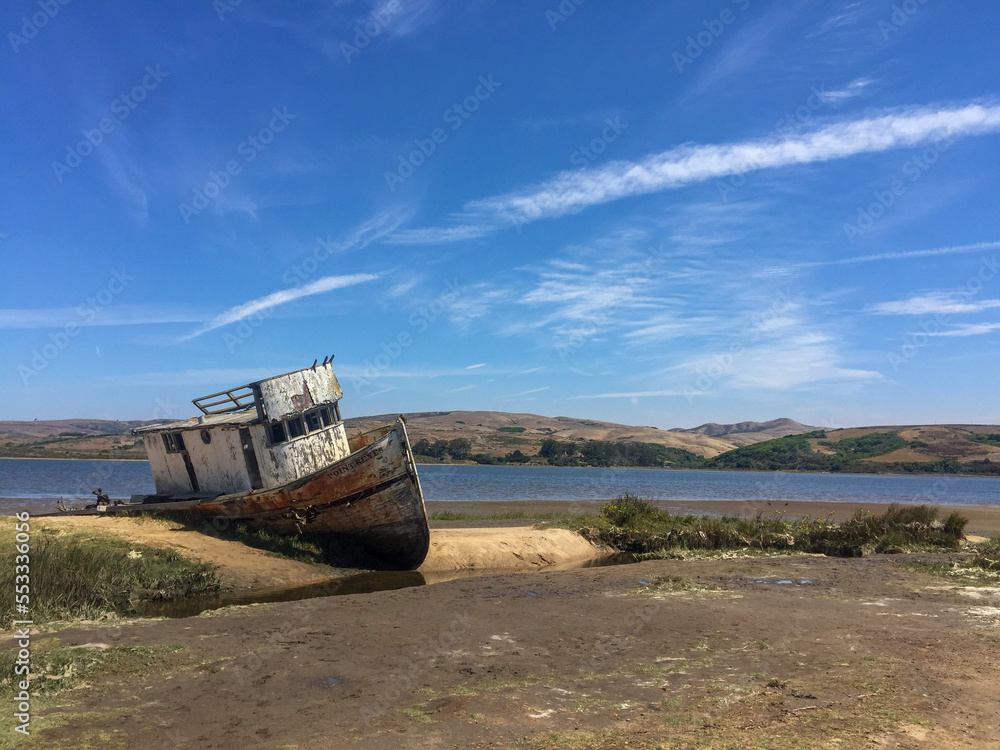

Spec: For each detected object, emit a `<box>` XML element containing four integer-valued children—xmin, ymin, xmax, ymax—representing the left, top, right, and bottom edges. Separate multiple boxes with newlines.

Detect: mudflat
<box><xmin>12</xmin><ymin>542</ymin><xmax>1000</xmax><ymax>748</ymax></box>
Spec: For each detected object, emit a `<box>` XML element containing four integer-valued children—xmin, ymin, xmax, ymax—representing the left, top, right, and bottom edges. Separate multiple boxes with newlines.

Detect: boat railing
<box><xmin>193</xmin><ymin>385</ymin><xmax>258</xmax><ymax>415</ymax></box>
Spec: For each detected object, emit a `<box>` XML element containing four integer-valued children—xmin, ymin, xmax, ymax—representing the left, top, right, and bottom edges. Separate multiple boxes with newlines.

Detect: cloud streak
<box><xmin>568</xmin><ymin>389</ymin><xmax>692</xmax><ymax>399</ymax></box>
<box><xmin>388</xmin><ymin>102</ymin><xmax>1000</xmax><ymax>244</ymax></box>
<box><xmin>922</xmin><ymin>322</ymin><xmax>1000</xmax><ymax>337</ymax></box>
<box><xmin>870</xmin><ymin>292</ymin><xmax>1000</xmax><ymax>316</ymax></box>
<box><xmin>181</xmin><ymin>274</ymin><xmax>378</xmax><ymax>341</ymax></box>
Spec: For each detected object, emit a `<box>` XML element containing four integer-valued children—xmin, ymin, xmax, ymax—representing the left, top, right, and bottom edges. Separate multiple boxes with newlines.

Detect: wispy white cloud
<box><xmin>449</xmin><ymin>384</ymin><xmax>476</xmax><ymax>392</ymax></box>
<box><xmin>0</xmin><ymin>305</ymin><xmax>204</xmax><ymax>330</ymax></box>
<box><xmin>677</xmin><ymin>331</ymin><xmax>882</xmax><ymax>389</ymax></box>
<box><xmin>181</xmin><ymin>274</ymin><xmax>378</xmax><ymax>341</ymax></box>
<box><xmin>869</xmin><ymin>292</ymin><xmax>1000</xmax><ymax>315</ymax></box>
<box><xmin>816</xmin><ymin>77</ymin><xmax>875</xmax><ymax>103</ymax></box>
<box><xmin>780</xmin><ymin>240</ymin><xmax>1000</xmax><ymax>270</ymax></box>
<box><xmin>568</xmin><ymin>389</ymin><xmax>691</xmax><ymax>399</ymax></box>
<box><xmin>447</xmin><ymin>284</ymin><xmax>512</xmax><ymax>330</ymax></box>
<box><xmin>500</xmin><ymin>386</ymin><xmax>550</xmax><ymax>399</ymax></box>
<box><xmin>811</xmin><ymin>3</ymin><xmax>869</xmax><ymax>36</ymax></box>
<box><xmin>97</xmin><ymin>148</ymin><xmax>149</xmax><ymax>224</ymax></box>
<box><xmin>688</xmin><ymin>3</ymin><xmax>799</xmax><ymax>94</ymax></box>
<box><xmin>386</xmin><ymin>275</ymin><xmax>422</xmax><ymax>298</ymax></box>
<box><xmin>465</xmin><ymin>363</ymin><xmax>486</xmax><ymax>370</ymax></box>
<box><xmin>382</xmin><ymin>0</ymin><xmax>440</xmax><ymax>38</ymax></box>
<box><xmin>332</xmin><ymin>208</ymin><xmax>414</xmax><ymax>252</ymax></box>
<box><xmin>335</xmin><ymin>365</ymin><xmax>505</xmax><ymax>379</ymax></box>
<box><xmin>388</xmin><ymin>102</ymin><xmax>1000</xmax><ymax>244</ymax></box>
<box><xmin>922</xmin><ymin>322</ymin><xmax>1000</xmax><ymax>337</ymax></box>
<box><xmin>362</xmin><ymin>386</ymin><xmax>396</xmax><ymax>398</ymax></box>
<box><xmin>99</xmin><ymin>367</ymin><xmax>299</xmax><ymax>388</ymax></box>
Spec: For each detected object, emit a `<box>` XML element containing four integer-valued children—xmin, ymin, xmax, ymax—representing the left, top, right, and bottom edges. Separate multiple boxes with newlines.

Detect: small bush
<box><xmin>600</xmin><ymin>494</ymin><xmax>659</xmax><ymax>526</ymax></box>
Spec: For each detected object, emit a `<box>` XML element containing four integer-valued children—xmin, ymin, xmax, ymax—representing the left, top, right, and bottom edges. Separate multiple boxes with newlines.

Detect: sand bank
<box><xmin>418</xmin><ymin>527</ymin><xmax>606</xmax><ymax>573</ymax></box>
<box><xmin>32</xmin><ymin>516</ymin><xmax>609</xmax><ymax>590</ymax></box>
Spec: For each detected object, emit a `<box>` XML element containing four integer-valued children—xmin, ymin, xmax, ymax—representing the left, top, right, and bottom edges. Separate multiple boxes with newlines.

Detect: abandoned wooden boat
<box><xmin>54</xmin><ymin>361</ymin><xmax>430</xmax><ymax>569</ymax></box>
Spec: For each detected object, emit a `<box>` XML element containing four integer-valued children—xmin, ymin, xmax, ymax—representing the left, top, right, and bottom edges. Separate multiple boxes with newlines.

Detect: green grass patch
<box><xmin>0</xmin><ymin>640</ymin><xmax>186</xmax><ymax>697</ymax></box>
<box><xmin>969</xmin><ymin>432</ymin><xmax>1000</xmax><ymax>447</ymax></box>
<box><xmin>0</xmin><ymin>526</ymin><xmax>221</xmax><ymax>627</ymax></box>
<box><xmin>578</xmin><ymin>495</ymin><xmax>968</xmax><ymax>558</ymax></box>
<box><xmin>402</xmin><ymin>707</ymin><xmax>434</xmax><ymax>724</ymax></box>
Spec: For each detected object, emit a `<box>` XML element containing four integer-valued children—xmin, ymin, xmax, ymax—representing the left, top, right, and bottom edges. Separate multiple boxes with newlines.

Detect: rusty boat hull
<box><xmin>44</xmin><ymin>419</ymin><xmax>430</xmax><ymax>570</ymax></box>
<box><xmin>185</xmin><ymin>419</ymin><xmax>429</xmax><ymax>569</ymax></box>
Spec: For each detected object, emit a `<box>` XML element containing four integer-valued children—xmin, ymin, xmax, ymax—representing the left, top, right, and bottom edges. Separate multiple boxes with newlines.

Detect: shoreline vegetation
<box><xmin>0</xmin><ymin>521</ymin><xmax>221</xmax><ymax>628</ymax></box>
<box><xmin>4</xmin><ymin>497</ymin><xmax>998</xmax><ymax>630</ymax></box>
<box><xmin>572</xmin><ymin>495</ymin><xmax>973</xmax><ymax>559</ymax></box>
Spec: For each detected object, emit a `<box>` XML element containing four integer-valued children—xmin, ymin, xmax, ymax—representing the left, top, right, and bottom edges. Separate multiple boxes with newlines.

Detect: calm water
<box><xmin>1</xmin><ymin>458</ymin><xmax>997</xmax><ymax>512</ymax></box>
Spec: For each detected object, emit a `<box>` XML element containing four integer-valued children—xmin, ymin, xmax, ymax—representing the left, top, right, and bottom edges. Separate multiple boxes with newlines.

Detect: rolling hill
<box><xmin>706</xmin><ymin>425</ymin><xmax>1000</xmax><ymax>475</ymax></box>
<box><xmin>0</xmin><ymin>412</ymin><xmax>802</xmax><ymax>462</ymax></box>
<box><xmin>2</xmin><ymin>415</ymin><xmax>997</xmax><ymax>475</ymax></box>
<box><xmin>669</xmin><ymin>418</ymin><xmax>815</xmax><ymax>446</ymax></box>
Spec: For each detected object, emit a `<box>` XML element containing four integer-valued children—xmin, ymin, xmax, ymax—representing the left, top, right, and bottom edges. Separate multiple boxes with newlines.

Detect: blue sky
<box><xmin>2</xmin><ymin>1</ymin><xmax>999</xmax><ymax>428</ymax></box>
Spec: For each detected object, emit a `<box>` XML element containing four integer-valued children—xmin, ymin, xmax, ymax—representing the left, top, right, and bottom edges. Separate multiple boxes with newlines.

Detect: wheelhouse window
<box><xmin>267</xmin><ymin>422</ymin><xmax>287</xmax><ymax>445</ymax></box>
<box><xmin>286</xmin><ymin>417</ymin><xmax>305</xmax><ymax>439</ymax></box>
<box><xmin>162</xmin><ymin>432</ymin><xmax>186</xmax><ymax>453</ymax></box>
<box><xmin>266</xmin><ymin>403</ymin><xmax>340</xmax><ymax>446</ymax></box>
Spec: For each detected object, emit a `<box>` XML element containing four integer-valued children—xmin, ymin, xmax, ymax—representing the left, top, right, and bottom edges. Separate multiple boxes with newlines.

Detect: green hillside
<box><xmin>706</xmin><ymin>429</ymin><xmax>1000</xmax><ymax>475</ymax></box>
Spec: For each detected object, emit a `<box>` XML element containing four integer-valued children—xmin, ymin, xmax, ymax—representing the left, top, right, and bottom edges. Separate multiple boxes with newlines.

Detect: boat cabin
<box><xmin>133</xmin><ymin>362</ymin><xmax>351</xmax><ymax>496</ymax></box>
